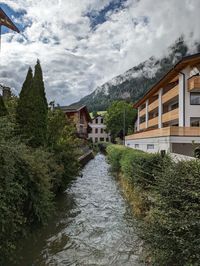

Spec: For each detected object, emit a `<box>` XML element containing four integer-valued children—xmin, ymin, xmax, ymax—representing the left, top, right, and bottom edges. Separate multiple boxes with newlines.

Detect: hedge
<box><xmin>106</xmin><ymin>145</ymin><xmax>200</xmax><ymax>265</ymax></box>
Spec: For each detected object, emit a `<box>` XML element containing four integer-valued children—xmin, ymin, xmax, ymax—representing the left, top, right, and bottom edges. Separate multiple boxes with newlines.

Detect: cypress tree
<box><xmin>0</xmin><ymin>96</ymin><xmax>8</xmax><ymax>117</ymax></box>
<box><xmin>16</xmin><ymin>67</ymin><xmax>33</xmax><ymax>136</ymax></box>
<box><xmin>27</xmin><ymin>60</ymin><xmax>48</xmax><ymax>147</ymax></box>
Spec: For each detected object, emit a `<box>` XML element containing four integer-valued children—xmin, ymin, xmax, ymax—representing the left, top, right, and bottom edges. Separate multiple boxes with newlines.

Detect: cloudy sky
<box><xmin>0</xmin><ymin>0</ymin><xmax>199</xmax><ymax>105</ymax></box>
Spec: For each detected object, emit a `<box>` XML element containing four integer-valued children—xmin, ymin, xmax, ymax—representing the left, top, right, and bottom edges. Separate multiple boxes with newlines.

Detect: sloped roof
<box><xmin>59</xmin><ymin>104</ymin><xmax>86</xmax><ymax>112</ymax></box>
<box><xmin>134</xmin><ymin>53</ymin><xmax>200</xmax><ymax>108</ymax></box>
<box><xmin>0</xmin><ymin>8</ymin><xmax>20</xmax><ymax>33</ymax></box>
<box><xmin>59</xmin><ymin>104</ymin><xmax>91</xmax><ymax>122</ymax></box>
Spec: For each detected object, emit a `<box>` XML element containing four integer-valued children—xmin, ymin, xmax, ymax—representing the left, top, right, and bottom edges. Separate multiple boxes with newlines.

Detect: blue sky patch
<box><xmin>0</xmin><ymin>3</ymin><xmax>26</xmax><ymax>34</ymax></box>
<box><xmin>86</xmin><ymin>0</ymin><xmax>128</xmax><ymax>30</ymax></box>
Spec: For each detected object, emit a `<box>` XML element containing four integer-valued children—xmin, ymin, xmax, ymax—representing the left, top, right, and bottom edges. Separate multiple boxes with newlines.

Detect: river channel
<box><xmin>14</xmin><ymin>154</ymin><xmax>143</xmax><ymax>266</ymax></box>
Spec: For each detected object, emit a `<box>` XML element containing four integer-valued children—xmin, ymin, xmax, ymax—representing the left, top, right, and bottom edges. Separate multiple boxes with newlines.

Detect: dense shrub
<box><xmin>120</xmin><ymin>149</ymin><xmax>170</xmax><ymax>189</ymax></box>
<box><xmin>106</xmin><ymin>144</ymin><xmax>126</xmax><ymax>172</ymax></box>
<box><xmin>0</xmin><ymin>108</ymin><xmax>80</xmax><ymax>263</ymax></box>
<box><xmin>0</xmin><ymin>140</ymin><xmax>54</xmax><ymax>264</ymax></box>
<box><xmin>107</xmin><ymin>145</ymin><xmax>200</xmax><ymax>265</ymax></box>
<box><xmin>143</xmin><ymin>160</ymin><xmax>200</xmax><ymax>266</ymax></box>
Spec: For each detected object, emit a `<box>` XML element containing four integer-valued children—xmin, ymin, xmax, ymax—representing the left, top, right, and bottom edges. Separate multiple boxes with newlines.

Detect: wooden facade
<box><xmin>60</xmin><ymin>105</ymin><xmax>91</xmax><ymax>139</ymax></box>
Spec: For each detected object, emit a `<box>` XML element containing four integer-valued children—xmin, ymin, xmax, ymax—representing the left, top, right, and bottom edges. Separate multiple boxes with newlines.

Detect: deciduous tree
<box><xmin>105</xmin><ymin>101</ymin><xmax>137</xmax><ymax>141</ymax></box>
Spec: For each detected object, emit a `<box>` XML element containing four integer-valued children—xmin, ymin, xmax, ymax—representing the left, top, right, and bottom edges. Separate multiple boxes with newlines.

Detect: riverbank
<box><xmin>107</xmin><ymin>145</ymin><xmax>200</xmax><ymax>265</ymax></box>
<box><xmin>12</xmin><ymin>154</ymin><xmax>143</xmax><ymax>266</ymax></box>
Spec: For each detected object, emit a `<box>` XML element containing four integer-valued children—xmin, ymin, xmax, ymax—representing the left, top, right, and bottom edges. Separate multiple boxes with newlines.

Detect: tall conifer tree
<box><xmin>16</xmin><ymin>67</ymin><xmax>33</xmax><ymax>136</ymax></box>
<box><xmin>0</xmin><ymin>96</ymin><xmax>8</xmax><ymax>117</ymax></box>
<box><xmin>27</xmin><ymin>60</ymin><xmax>48</xmax><ymax>147</ymax></box>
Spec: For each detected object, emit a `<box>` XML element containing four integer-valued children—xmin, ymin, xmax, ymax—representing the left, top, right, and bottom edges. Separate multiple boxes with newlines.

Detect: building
<box><xmin>60</xmin><ymin>105</ymin><xmax>91</xmax><ymax>139</ymax></box>
<box><xmin>125</xmin><ymin>53</ymin><xmax>200</xmax><ymax>156</ymax></box>
<box><xmin>0</xmin><ymin>7</ymin><xmax>20</xmax><ymax>50</ymax></box>
<box><xmin>88</xmin><ymin>115</ymin><xmax>111</xmax><ymax>143</ymax></box>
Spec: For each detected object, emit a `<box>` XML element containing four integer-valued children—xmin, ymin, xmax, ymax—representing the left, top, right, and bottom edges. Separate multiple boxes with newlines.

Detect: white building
<box><xmin>125</xmin><ymin>53</ymin><xmax>200</xmax><ymax>156</ymax></box>
<box><xmin>88</xmin><ymin>115</ymin><xmax>111</xmax><ymax>143</ymax></box>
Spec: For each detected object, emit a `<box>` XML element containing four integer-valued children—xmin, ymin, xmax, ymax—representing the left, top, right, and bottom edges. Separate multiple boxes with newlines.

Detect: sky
<box><xmin>0</xmin><ymin>0</ymin><xmax>200</xmax><ymax>105</ymax></box>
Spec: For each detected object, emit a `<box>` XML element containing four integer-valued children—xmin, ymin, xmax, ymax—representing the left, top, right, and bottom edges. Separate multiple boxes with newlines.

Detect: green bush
<box><xmin>106</xmin><ymin>144</ymin><xmax>126</xmax><ymax>172</ymax></box>
<box><xmin>142</xmin><ymin>159</ymin><xmax>200</xmax><ymax>266</ymax></box>
<box><xmin>107</xmin><ymin>145</ymin><xmax>200</xmax><ymax>265</ymax></box>
<box><xmin>120</xmin><ymin>149</ymin><xmax>171</xmax><ymax>189</ymax></box>
<box><xmin>0</xmin><ymin>140</ymin><xmax>54</xmax><ymax>264</ymax></box>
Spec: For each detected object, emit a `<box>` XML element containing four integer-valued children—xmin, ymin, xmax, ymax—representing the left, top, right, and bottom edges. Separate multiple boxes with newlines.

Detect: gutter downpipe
<box><xmin>179</xmin><ymin>71</ymin><xmax>186</xmax><ymax>127</ymax></box>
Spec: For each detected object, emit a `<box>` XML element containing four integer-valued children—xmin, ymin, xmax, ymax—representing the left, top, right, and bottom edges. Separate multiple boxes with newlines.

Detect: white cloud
<box><xmin>0</xmin><ymin>0</ymin><xmax>200</xmax><ymax>105</ymax></box>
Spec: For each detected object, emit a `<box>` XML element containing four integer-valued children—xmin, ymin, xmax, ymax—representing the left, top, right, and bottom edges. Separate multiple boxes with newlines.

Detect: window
<box><xmin>106</xmin><ymin>138</ymin><xmax>109</xmax><ymax>142</ymax></box>
<box><xmin>135</xmin><ymin>144</ymin><xmax>139</xmax><ymax>148</ymax></box>
<box><xmin>147</xmin><ymin>144</ymin><xmax>154</xmax><ymax>150</ymax></box>
<box><xmin>101</xmin><ymin>118</ymin><xmax>104</xmax><ymax>124</ymax></box>
<box><xmin>100</xmin><ymin>137</ymin><xmax>104</xmax><ymax>142</ymax></box>
<box><xmin>170</xmin><ymin>102</ymin><xmax>179</xmax><ymax>110</ymax></box>
<box><xmin>95</xmin><ymin>128</ymin><xmax>98</xmax><ymax>134</ymax></box>
<box><xmin>190</xmin><ymin>92</ymin><xmax>200</xmax><ymax>105</ymax></box>
<box><xmin>95</xmin><ymin>137</ymin><xmax>98</xmax><ymax>143</ymax></box>
<box><xmin>191</xmin><ymin>117</ymin><xmax>200</xmax><ymax>127</ymax></box>
<box><xmin>96</xmin><ymin>118</ymin><xmax>98</xmax><ymax>124</ymax></box>
<box><xmin>100</xmin><ymin>128</ymin><xmax>104</xmax><ymax>134</ymax></box>
<box><xmin>140</xmin><ymin>116</ymin><xmax>146</xmax><ymax>123</ymax></box>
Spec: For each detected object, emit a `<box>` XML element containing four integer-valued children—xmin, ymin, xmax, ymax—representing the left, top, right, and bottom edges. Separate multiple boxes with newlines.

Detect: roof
<box><xmin>134</xmin><ymin>53</ymin><xmax>200</xmax><ymax>108</ymax></box>
<box><xmin>0</xmin><ymin>8</ymin><xmax>20</xmax><ymax>33</ymax></box>
<box><xmin>91</xmin><ymin>115</ymin><xmax>104</xmax><ymax>121</ymax></box>
<box><xmin>59</xmin><ymin>104</ymin><xmax>86</xmax><ymax>112</ymax></box>
<box><xmin>59</xmin><ymin>104</ymin><xmax>92</xmax><ymax>122</ymax></box>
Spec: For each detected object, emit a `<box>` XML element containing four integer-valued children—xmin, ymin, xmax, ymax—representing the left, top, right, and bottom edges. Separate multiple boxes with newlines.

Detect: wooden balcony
<box><xmin>148</xmin><ymin>99</ymin><xmax>158</xmax><ymax>112</ymax></box>
<box><xmin>162</xmin><ymin>108</ymin><xmax>179</xmax><ymax>123</ymax></box>
<box><xmin>148</xmin><ymin>116</ymin><xmax>158</xmax><ymax>127</ymax></box>
<box><xmin>126</xmin><ymin>126</ymin><xmax>200</xmax><ymax>140</ymax></box>
<box><xmin>162</xmin><ymin>85</ymin><xmax>179</xmax><ymax>104</ymax></box>
<box><xmin>140</xmin><ymin>122</ymin><xmax>146</xmax><ymax>130</ymax></box>
<box><xmin>188</xmin><ymin>75</ymin><xmax>200</xmax><ymax>92</ymax></box>
<box><xmin>139</xmin><ymin>107</ymin><xmax>146</xmax><ymax>117</ymax></box>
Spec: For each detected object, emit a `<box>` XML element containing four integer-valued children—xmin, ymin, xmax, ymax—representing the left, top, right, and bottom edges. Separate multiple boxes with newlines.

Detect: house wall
<box><xmin>125</xmin><ymin>136</ymin><xmax>171</xmax><ymax>153</ymax></box>
<box><xmin>88</xmin><ymin>116</ymin><xmax>111</xmax><ymax>143</ymax></box>
<box><xmin>125</xmin><ymin>135</ymin><xmax>200</xmax><ymax>156</ymax></box>
<box><xmin>183</xmin><ymin>67</ymin><xmax>200</xmax><ymax>127</ymax></box>
<box><xmin>66</xmin><ymin>110</ymin><xmax>89</xmax><ymax>137</ymax></box>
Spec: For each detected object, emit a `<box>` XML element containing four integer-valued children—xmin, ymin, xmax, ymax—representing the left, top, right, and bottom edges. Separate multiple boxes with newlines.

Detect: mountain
<box><xmin>72</xmin><ymin>38</ymin><xmax>200</xmax><ymax>112</ymax></box>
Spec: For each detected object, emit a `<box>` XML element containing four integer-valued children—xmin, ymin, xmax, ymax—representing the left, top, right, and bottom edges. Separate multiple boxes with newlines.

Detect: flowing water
<box><xmin>14</xmin><ymin>154</ymin><xmax>143</xmax><ymax>266</ymax></box>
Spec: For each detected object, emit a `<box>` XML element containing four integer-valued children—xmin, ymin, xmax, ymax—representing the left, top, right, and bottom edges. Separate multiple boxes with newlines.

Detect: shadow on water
<box><xmin>13</xmin><ymin>154</ymin><xmax>144</xmax><ymax>266</ymax></box>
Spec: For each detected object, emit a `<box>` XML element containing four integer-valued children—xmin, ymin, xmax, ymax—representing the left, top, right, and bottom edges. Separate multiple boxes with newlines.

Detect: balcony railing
<box><xmin>139</xmin><ymin>108</ymin><xmax>146</xmax><ymax>117</ymax></box>
<box><xmin>162</xmin><ymin>108</ymin><xmax>179</xmax><ymax>123</ymax></box>
<box><xmin>148</xmin><ymin>99</ymin><xmax>159</xmax><ymax>112</ymax></box>
<box><xmin>162</xmin><ymin>85</ymin><xmax>179</xmax><ymax>104</ymax></box>
<box><xmin>188</xmin><ymin>75</ymin><xmax>200</xmax><ymax>91</ymax></box>
<box><xmin>148</xmin><ymin>116</ymin><xmax>158</xmax><ymax>127</ymax></box>
<box><xmin>126</xmin><ymin>126</ymin><xmax>200</xmax><ymax>140</ymax></box>
<box><xmin>140</xmin><ymin>122</ymin><xmax>146</xmax><ymax>130</ymax></box>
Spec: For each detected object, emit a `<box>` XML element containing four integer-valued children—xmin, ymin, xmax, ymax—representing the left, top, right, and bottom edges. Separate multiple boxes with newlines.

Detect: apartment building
<box><xmin>88</xmin><ymin>115</ymin><xmax>111</xmax><ymax>143</ymax></box>
<box><xmin>125</xmin><ymin>53</ymin><xmax>200</xmax><ymax>156</ymax></box>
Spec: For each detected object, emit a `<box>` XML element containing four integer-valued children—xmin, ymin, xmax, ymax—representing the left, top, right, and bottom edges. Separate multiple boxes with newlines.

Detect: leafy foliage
<box><xmin>16</xmin><ymin>67</ymin><xmax>33</xmax><ymax>137</ymax></box>
<box><xmin>0</xmin><ymin>122</ymin><xmax>53</xmax><ymax>264</ymax></box>
<box><xmin>16</xmin><ymin>61</ymin><xmax>48</xmax><ymax>147</ymax></box>
<box><xmin>0</xmin><ymin>62</ymin><xmax>80</xmax><ymax>263</ymax></box>
<box><xmin>105</xmin><ymin>101</ymin><xmax>137</xmax><ymax>140</ymax></box>
<box><xmin>107</xmin><ymin>145</ymin><xmax>200</xmax><ymax>265</ymax></box>
<box><xmin>47</xmin><ymin>109</ymin><xmax>80</xmax><ymax>192</ymax></box>
<box><xmin>143</xmin><ymin>160</ymin><xmax>200</xmax><ymax>265</ymax></box>
<box><xmin>27</xmin><ymin>60</ymin><xmax>48</xmax><ymax>147</ymax></box>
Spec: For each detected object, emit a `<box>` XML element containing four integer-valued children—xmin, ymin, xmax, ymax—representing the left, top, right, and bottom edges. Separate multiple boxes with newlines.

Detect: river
<box><xmin>14</xmin><ymin>154</ymin><xmax>143</xmax><ymax>266</ymax></box>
